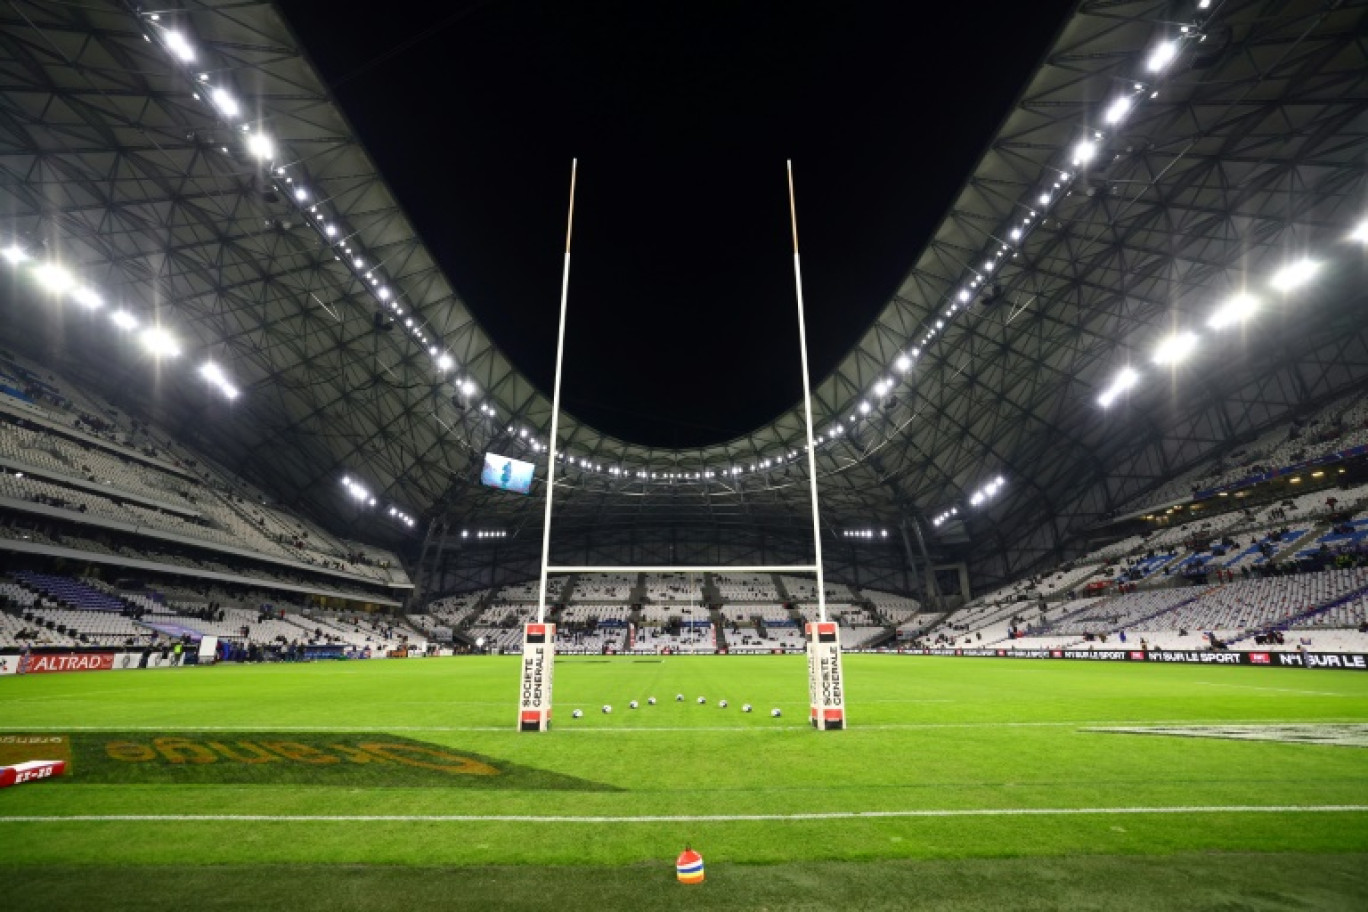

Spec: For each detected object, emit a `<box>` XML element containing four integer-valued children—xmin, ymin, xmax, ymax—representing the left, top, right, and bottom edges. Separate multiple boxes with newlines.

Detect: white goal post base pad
<box><xmin>518</xmin><ymin>623</ymin><xmax>555</xmax><ymax>732</ymax></box>
<box><xmin>807</xmin><ymin>621</ymin><xmax>846</xmax><ymax>730</ymax></box>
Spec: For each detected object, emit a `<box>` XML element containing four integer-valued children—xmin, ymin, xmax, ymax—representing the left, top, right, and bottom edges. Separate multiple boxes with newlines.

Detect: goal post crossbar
<box><xmin>545</xmin><ymin>565</ymin><xmax>820</xmax><ymax>575</ymax></box>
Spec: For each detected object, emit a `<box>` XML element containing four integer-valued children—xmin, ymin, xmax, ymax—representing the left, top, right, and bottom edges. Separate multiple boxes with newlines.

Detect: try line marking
<box><xmin>1</xmin><ymin>806</ymin><xmax>1365</xmax><ymax>824</ymax></box>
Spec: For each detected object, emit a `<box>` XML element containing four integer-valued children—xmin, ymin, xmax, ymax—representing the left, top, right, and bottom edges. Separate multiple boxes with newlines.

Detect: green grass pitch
<box><xmin>1</xmin><ymin>654</ymin><xmax>1367</xmax><ymax>910</ymax></box>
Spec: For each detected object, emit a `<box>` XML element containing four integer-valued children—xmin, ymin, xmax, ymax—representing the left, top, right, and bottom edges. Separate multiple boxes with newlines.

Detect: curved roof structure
<box><xmin>2</xmin><ymin>0</ymin><xmax>1367</xmax><ymax>593</ymax></box>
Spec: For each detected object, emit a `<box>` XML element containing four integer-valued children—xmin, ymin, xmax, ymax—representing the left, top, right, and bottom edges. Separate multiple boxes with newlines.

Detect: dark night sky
<box><xmin>275</xmin><ymin>1</ymin><xmax>1075</xmax><ymax>448</ymax></box>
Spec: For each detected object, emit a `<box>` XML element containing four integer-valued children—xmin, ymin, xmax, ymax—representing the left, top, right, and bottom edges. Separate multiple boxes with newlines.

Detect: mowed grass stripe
<box><xmin>5</xmin><ymin>717</ymin><xmax>1368</xmax><ymax>733</ymax></box>
<box><xmin>4</xmin><ymin>804</ymin><xmax>1368</xmax><ymax>823</ymax></box>
<box><xmin>5</xmin><ymin>853</ymin><xmax>1368</xmax><ymax>912</ymax></box>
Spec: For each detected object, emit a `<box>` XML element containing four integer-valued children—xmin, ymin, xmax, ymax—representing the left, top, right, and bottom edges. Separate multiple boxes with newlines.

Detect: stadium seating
<box><xmin>0</xmin><ymin>353</ymin><xmax>410</xmax><ymax>602</ymax></box>
<box><xmin>642</xmin><ymin>573</ymin><xmax>703</xmax><ymax>602</ymax></box>
<box><xmin>572</xmin><ymin>573</ymin><xmax>638</xmax><ymax>601</ymax></box>
<box><xmin>1119</xmin><ymin>386</ymin><xmax>1368</xmax><ymax>513</ymax></box>
<box><xmin>862</xmin><ymin>589</ymin><xmax>923</xmax><ymax>624</ymax></box>
<box><xmin>710</xmin><ymin>573</ymin><xmax>778</xmax><ymax>601</ymax></box>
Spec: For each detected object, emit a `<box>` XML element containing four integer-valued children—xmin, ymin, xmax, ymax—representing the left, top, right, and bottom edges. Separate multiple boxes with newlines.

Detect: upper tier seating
<box><xmin>1119</xmin><ymin>387</ymin><xmax>1368</xmax><ymax>513</ymax></box>
<box><xmin>711</xmin><ymin>573</ymin><xmax>778</xmax><ymax>601</ymax></box>
<box><xmin>643</xmin><ymin>573</ymin><xmax>703</xmax><ymax>602</ymax></box>
<box><xmin>0</xmin><ymin>350</ymin><xmax>408</xmax><ymax>591</ymax></box>
<box><xmin>571</xmin><ymin>574</ymin><xmax>637</xmax><ymax>601</ymax></box>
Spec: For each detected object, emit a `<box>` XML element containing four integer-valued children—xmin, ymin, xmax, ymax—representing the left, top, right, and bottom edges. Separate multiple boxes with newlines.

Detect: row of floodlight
<box><xmin>842</xmin><ymin>529</ymin><xmax>889</xmax><ymax>540</ymax></box>
<box><xmin>379</xmin><ymin>2</ymin><xmax>1216</xmax><ymax>489</ymax></box>
<box><xmin>968</xmin><ymin>476</ymin><xmax>1007</xmax><ymax>507</ymax></box>
<box><xmin>461</xmin><ymin>529</ymin><xmax>506</xmax><ymax>540</ymax></box>
<box><xmin>152</xmin><ymin>17</ymin><xmax>883</xmax><ymax>486</ymax></box>
<box><xmin>931</xmin><ymin>507</ymin><xmax>958</xmax><ymax>527</ymax></box>
<box><xmin>387</xmin><ymin>506</ymin><xmax>417</xmax><ymax>526</ymax></box>
<box><xmin>341</xmin><ymin>476</ymin><xmax>416</xmax><ymax>528</ymax></box>
<box><xmin>1098</xmin><ymin>224</ymin><xmax>1368</xmax><ymax>408</ymax></box>
<box><xmin>3</xmin><ymin>242</ymin><xmax>238</xmax><ymax>399</ymax></box>
<box><xmin>931</xmin><ymin>475</ymin><xmax>1008</xmax><ymax>528</ymax></box>
<box><xmin>145</xmin><ymin>14</ymin><xmax>486</xmax><ymax>428</ymax></box>
<box><xmin>143</xmin><ymin>7</ymin><xmax>1217</xmax><ymax>495</ymax></box>
<box><xmin>847</xmin><ymin>4</ymin><xmax>1216</xmax><ymax>478</ymax></box>
<box><xmin>508</xmin><ymin>423</ymin><xmax>842</xmax><ymax>483</ymax></box>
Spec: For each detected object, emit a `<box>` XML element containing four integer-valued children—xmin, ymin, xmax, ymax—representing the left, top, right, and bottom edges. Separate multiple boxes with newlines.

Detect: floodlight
<box><xmin>352</xmin><ymin>257</ymin><xmax>363</xmax><ymax>268</ymax></box>
<box><xmin>71</xmin><ymin>286</ymin><xmax>103</xmax><ymax>310</ymax></box>
<box><xmin>377</xmin><ymin>286</ymin><xmax>391</xmax><ymax>300</ymax></box>
<box><xmin>110</xmin><ymin>310</ymin><xmax>139</xmax><ymax>330</ymax></box>
<box><xmin>140</xmin><ymin>326</ymin><xmax>181</xmax><ymax>357</ymax></box>
<box><xmin>858</xmin><ymin>400</ymin><xmax>871</xmax><ymax>414</ymax></box>
<box><xmin>1350</xmin><ymin>220</ymin><xmax>1368</xmax><ymax>243</ymax></box>
<box><xmin>1152</xmin><ymin>332</ymin><xmax>1197</xmax><ymax>365</ymax></box>
<box><xmin>1071</xmin><ymin>138</ymin><xmax>1098</xmax><ymax>165</ymax></box>
<box><xmin>1269</xmin><ymin>259</ymin><xmax>1319</xmax><ymax>292</ymax></box>
<box><xmin>1097</xmin><ymin>366</ymin><xmax>1140</xmax><ymax>407</ymax></box>
<box><xmin>460</xmin><ymin>379</ymin><xmax>476</xmax><ymax>396</ymax></box>
<box><xmin>34</xmin><ymin>262</ymin><xmax>75</xmax><ymax>294</ymax></box>
<box><xmin>210</xmin><ymin>87</ymin><xmax>240</xmax><ymax>119</ymax></box>
<box><xmin>324</xmin><ymin>223</ymin><xmax>338</xmax><ymax>237</ymax></box>
<box><xmin>1038</xmin><ymin>192</ymin><xmax>1051</xmax><ymax>205</ymax></box>
<box><xmin>200</xmin><ymin>362</ymin><xmax>228</xmax><ymax>385</ymax></box>
<box><xmin>1147</xmin><ymin>39</ymin><xmax>1179</xmax><ymax>72</ymax></box>
<box><xmin>3</xmin><ymin>244</ymin><xmax>28</xmax><ymax>265</ymax></box>
<box><xmin>874</xmin><ymin>378</ymin><xmax>891</xmax><ymax>396</ymax></box>
<box><xmin>895</xmin><ymin>354</ymin><xmax>911</xmax><ymax>372</ymax></box>
<box><xmin>246</xmin><ymin>132</ymin><xmax>274</xmax><ymax>161</ymax></box>
<box><xmin>1207</xmin><ymin>293</ymin><xmax>1259</xmax><ymax>330</ymax></box>
<box><xmin>1009</xmin><ymin>228</ymin><xmax>1021</xmax><ymax>241</ymax></box>
<box><xmin>164</xmin><ymin>30</ymin><xmax>196</xmax><ymax>62</ymax></box>
<box><xmin>1104</xmin><ymin>96</ymin><xmax>1133</xmax><ymax>125</ymax></box>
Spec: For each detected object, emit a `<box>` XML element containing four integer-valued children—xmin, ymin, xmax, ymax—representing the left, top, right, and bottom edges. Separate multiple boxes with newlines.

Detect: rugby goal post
<box><xmin>517</xmin><ymin>160</ymin><xmax>845</xmax><ymax>731</ymax></box>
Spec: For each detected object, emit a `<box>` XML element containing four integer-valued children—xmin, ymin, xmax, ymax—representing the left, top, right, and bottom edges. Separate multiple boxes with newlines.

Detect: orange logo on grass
<box><xmin>105</xmin><ymin>737</ymin><xmax>499</xmax><ymax>775</ymax></box>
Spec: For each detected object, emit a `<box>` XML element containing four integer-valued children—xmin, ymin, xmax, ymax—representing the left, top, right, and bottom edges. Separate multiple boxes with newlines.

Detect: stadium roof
<box><xmin>2</xmin><ymin>0</ymin><xmax>1367</xmax><ymax>591</ymax></box>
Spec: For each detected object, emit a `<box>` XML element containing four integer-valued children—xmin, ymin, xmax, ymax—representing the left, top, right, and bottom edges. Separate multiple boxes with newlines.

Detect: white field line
<box><xmin>0</xmin><ymin>719</ymin><xmax>1364</xmax><ymax>734</ymax></box>
<box><xmin>1</xmin><ymin>806</ymin><xmax>1366</xmax><ymax>824</ymax></box>
<box><xmin>1192</xmin><ymin>682</ymin><xmax>1351</xmax><ymax>697</ymax></box>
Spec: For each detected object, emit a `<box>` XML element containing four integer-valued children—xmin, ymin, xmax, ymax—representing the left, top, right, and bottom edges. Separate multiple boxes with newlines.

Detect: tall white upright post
<box><xmin>788</xmin><ymin>161</ymin><xmax>846</xmax><ymax>730</ymax></box>
<box><xmin>518</xmin><ymin>159</ymin><xmax>577</xmax><ymax>732</ymax></box>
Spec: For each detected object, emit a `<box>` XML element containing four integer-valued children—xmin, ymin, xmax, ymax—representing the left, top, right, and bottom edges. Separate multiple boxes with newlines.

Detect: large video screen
<box><xmin>480</xmin><ymin>452</ymin><xmax>535</xmax><ymax>495</ymax></box>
